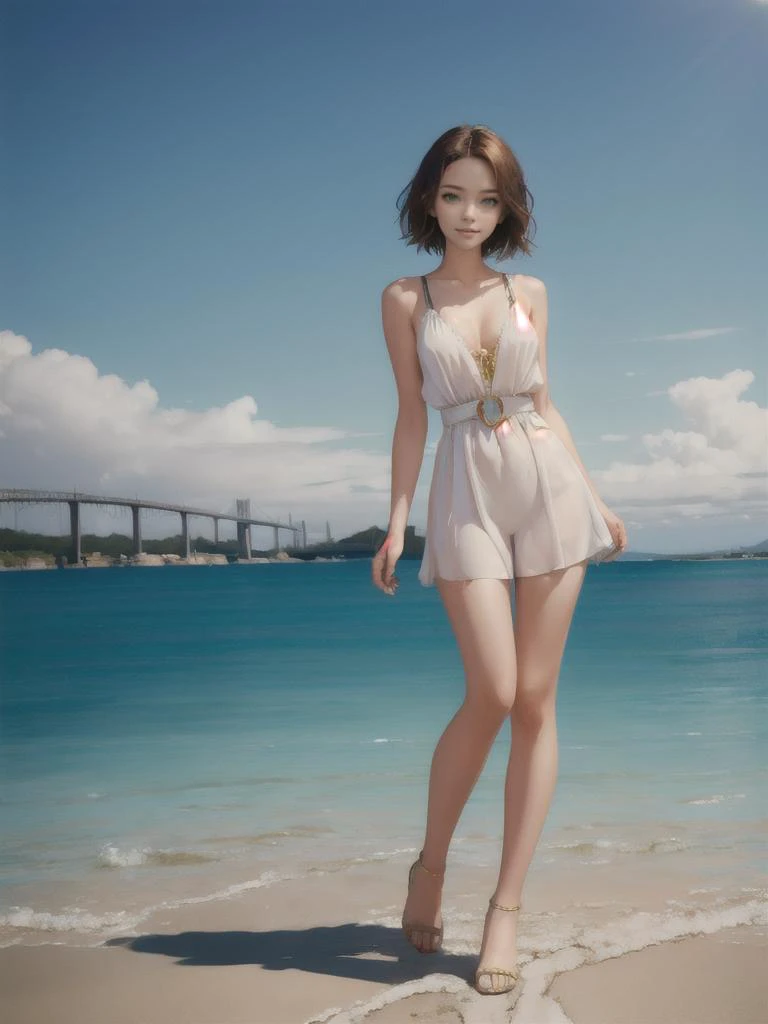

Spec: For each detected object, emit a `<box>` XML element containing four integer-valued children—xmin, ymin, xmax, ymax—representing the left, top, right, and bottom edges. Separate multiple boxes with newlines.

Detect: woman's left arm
<box><xmin>524</xmin><ymin>276</ymin><xmax>609</xmax><ymax>512</ymax></box>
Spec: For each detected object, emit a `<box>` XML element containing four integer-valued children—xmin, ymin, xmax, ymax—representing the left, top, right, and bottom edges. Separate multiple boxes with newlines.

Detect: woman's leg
<box><xmin>404</xmin><ymin>575</ymin><xmax>517</xmax><ymax>952</ymax></box>
<box><xmin>475</xmin><ymin>559</ymin><xmax>588</xmax><ymax>990</ymax></box>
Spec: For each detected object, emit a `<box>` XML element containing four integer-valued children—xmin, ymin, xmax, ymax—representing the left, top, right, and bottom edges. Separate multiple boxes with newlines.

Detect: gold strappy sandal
<box><xmin>474</xmin><ymin>898</ymin><xmax>522</xmax><ymax>995</ymax></box>
<box><xmin>401</xmin><ymin>849</ymin><xmax>444</xmax><ymax>954</ymax></box>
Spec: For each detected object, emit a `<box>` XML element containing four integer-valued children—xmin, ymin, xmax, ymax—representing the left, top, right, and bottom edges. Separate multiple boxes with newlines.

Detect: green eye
<box><xmin>441</xmin><ymin>191</ymin><xmax>498</xmax><ymax>206</ymax></box>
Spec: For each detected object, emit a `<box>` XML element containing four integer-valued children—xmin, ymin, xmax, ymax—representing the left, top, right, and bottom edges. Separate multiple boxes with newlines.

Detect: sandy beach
<box><xmin>2</xmin><ymin>846</ymin><xmax>765</xmax><ymax>1024</ymax></box>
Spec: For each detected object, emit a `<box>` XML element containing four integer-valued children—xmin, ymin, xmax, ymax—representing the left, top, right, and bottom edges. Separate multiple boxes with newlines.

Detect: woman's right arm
<box><xmin>380</xmin><ymin>280</ymin><xmax>428</xmax><ymax>542</ymax></box>
<box><xmin>372</xmin><ymin>281</ymin><xmax>427</xmax><ymax>595</ymax></box>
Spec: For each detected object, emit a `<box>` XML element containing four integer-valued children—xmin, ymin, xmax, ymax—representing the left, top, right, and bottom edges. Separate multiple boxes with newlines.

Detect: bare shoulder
<box><xmin>380</xmin><ymin>275</ymin><xmax>422</xmax><ymax>344</ymax></box>
<box><xmin>513</xmin><ymin>274</ymin><xmax>547</xmax><ymax>323</ymax></box>
<box><xmin>381</xmin><ymin>275</ymin><xmax>422</xmax><ymax>331</ymax></box>
<box><xmin>381</xmin><ymin>274</ymin><xmax>423</xmax><ymax>295</ymax></box>
<box><xmin>513</xmin><ymin>273</ymin><xmax>546</xmax><ymax>302</ymax></box>
<box><xmin>516</xmin><ymin>273</ymin><xmax>546</xmax><ymax>293</ymax></box>
<box><xmin>381</xmin><ymin>275</ymin><xmax>421</xmax><ymax>309</ymax></box>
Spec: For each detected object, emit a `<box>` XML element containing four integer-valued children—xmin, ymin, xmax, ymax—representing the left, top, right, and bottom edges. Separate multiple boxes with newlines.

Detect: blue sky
<box><xmin>1</xmin><ymin>0</ymin><xmax>766</xmax><ymax>552</ymax></box>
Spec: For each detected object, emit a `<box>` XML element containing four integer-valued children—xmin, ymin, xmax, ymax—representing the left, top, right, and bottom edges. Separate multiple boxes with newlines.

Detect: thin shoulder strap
<box><xmin>422</xmin><ymin>272</ymin><xmax>513</xmax><ymax>307</ymax></box>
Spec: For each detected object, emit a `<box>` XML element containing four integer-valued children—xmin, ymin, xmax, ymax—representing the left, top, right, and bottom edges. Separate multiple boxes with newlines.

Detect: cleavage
<box><xmin>435</xmin><ymin>302</ymin><xmax>510</xmax><ymax>354</ymax></box>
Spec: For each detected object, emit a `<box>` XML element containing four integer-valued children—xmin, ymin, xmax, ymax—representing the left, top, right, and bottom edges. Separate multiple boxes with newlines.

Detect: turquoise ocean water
<box><xmin>0</xmin><ymin>558</ymin><xmax>766</xmax><ymax>946</ymax></box>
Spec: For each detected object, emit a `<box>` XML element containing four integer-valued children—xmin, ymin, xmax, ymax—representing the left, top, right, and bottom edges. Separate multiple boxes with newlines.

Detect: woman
<box><xmin>371</xmin><ymin>124</ymin><xmax>627</xmax><ymax>996</ymax></box>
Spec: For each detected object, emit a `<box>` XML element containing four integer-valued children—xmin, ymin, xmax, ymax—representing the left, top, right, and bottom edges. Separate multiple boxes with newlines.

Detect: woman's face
<box><xmin>430</xmin><ymin>156</ymin><xmax>504</xmax><ymax>250</ymax></box>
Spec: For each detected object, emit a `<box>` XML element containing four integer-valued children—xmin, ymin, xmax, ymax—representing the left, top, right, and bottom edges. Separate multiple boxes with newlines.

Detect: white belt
<box><xmin>440</xmin><ymin>393</ymin><xmax>535</xmax><ymax>429</ymax></box>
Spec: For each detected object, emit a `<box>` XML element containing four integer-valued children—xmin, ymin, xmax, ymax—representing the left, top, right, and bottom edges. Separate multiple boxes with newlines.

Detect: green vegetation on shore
<box><xmin>0</xmin><ymin>525</ymin><xmax>765</xmax><ymax>569</ymax></box>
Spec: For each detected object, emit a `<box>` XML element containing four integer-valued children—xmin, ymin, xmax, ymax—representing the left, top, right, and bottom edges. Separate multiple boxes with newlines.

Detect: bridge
<box><xmin>0</xmin><ymin>489</ymin><xmax>303</xmax><ymax>564</ymax></box>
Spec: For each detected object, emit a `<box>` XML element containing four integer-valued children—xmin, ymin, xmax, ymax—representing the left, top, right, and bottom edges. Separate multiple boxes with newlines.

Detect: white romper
<box><xmin>416</xmin><ymin>273</ymin><xmax>616</xmax><ymax>586</ymax></box>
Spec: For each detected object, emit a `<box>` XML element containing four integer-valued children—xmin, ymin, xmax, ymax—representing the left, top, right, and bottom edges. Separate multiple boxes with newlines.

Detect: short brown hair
<box><xmin>396</xmin><ymin>124</ymin><xmax>536</xmax><ymax>261</ymax></box>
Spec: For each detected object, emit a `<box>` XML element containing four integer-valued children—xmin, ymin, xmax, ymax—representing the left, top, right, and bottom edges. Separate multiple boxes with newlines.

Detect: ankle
<box><xmin>418</xmin><ymin>849</ymin><xmax>446</xmax><ymax>877</ymax></box>
<box><xmin>490</xmin><ymin>892</ymin><xmax>522</xmax><ymax>910</ymax></box>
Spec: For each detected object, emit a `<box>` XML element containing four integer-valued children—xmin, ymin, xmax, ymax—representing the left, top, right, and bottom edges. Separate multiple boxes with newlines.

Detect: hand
<box><xmin>371</xmin><ymin>532</ymin><xmax>402</xmax><ymax>596</ymax></box>
<box><xmin>597</xmin><ymin>502</ymin><xmax>627</xmax><ymax>561</ymax></box>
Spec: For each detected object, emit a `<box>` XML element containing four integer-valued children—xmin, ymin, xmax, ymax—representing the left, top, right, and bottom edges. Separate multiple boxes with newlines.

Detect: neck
<box><xmin>432</xmin><ymin>247</ymin><xmax>499</xmax><ymax>287</ymax></box>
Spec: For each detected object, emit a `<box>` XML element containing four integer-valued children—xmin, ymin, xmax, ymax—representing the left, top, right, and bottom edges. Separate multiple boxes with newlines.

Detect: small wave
<box><xmin>0</xmin><ymin>905</ymin><xmax>142</xmax><ymax>936</ymax></box>
<box><xmin>97</xmin><ymin>843</ymin><xmax>219</xmax><ymax>868</ymax></box>
<box><xmin>682</xmin><ymin>793</ymin><xmax>747</xmax><ymax>806</ymax></box>
<box><xmin>307</xmin><ymin>846</ymin><xmax>446</xmax><ymax>876</ymax></box>
<box><xmin>579</xmin><ymin>896</ymin><xmax>768</xmax><ymax>959</ymax></box>
<box><xmin>542</xmin><ymin>835</ymin><xmax>690</xmax><ymax>858</ymax></box>
<box><xmin>0</xmin><ymin>869</ymin><xmax>287</xmax><ymax>946</ymax></box>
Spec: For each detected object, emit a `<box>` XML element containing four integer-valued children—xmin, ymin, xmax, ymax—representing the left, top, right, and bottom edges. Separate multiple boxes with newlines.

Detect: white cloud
<box><xmin>620</xmin><ymin>326</ymin><xmax>740</xmax><ymax>346</ymax></box>
<box><xmin>0</xmin><ymin>331</ymin><xmax>392</xmax><ymax>539</ymax></box>
<box><xmin>594</xmin><ymin>369</ymin><xmax>768</xmax><ymax>521</ymax></box>
<box><xmin>652</xmin><ymin>327</ymin><xmax>739</xmax><ymax>342</ymax></box>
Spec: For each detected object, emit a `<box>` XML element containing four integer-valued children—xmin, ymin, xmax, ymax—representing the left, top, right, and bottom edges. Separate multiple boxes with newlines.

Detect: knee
<box><xmin>511</xmin><ymin>681</ymin><xmax>557</xmax><ymax>731</ymax></box>
<box><xmin>463</xmin><ymin>680</ymin><xmax>516</xmax><ymax>722</ymax></box>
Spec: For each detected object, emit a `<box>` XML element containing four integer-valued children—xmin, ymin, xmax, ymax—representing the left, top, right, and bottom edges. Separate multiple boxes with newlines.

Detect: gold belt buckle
<box><xmin>476</xmin><ymin>394</ymin><xmax>506</xmax><ymax>429</ymax></box>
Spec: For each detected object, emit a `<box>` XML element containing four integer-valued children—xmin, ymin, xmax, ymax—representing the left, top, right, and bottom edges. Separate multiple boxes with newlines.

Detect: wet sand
<box><xmin>1</xmin><ymin>851</ymin><xmax>765</xmax><ymax>1023</ymax></box>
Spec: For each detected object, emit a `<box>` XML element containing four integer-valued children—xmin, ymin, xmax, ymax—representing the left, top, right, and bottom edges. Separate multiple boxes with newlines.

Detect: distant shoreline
<box><xmin>0</xmin><ymin>553</ymin><xmax>346</xmax><ymax>571</ymax></box>
<box><xmin>1</xmin><ymin>553</ymin><xmax>765</xmax><ymax>572</ymax></box>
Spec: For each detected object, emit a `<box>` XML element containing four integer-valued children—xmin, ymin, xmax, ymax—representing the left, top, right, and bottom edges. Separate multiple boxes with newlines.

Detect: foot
<box><xmin>474</xmin><ymin>897</ymin><xmax>521</xmax><ymax>995</ymax></box>
<box><xmin>401</xmin><ymin>850</ymin><xmax>444</xmax><ymax>953</ymax></box>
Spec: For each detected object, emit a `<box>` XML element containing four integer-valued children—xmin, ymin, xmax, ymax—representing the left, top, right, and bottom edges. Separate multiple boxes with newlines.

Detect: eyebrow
<box><xmin>440</xmin><ymin>183</ymin><xmax>500</xmax><ymax>193</ymax></box>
